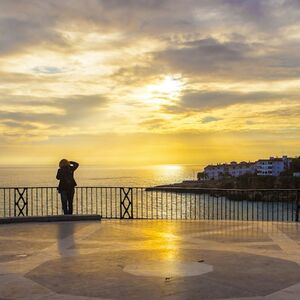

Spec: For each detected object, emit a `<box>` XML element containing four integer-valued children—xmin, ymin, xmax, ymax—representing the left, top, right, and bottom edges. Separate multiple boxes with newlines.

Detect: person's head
<box><xmin>59</xmin><ymin>159</ymin><xmax>70</xmax><ymax>168</ymax></box>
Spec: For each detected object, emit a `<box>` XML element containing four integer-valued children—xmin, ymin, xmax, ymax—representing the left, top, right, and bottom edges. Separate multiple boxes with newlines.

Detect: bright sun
<box><xmin>140</xmin><ymin>75</ymin><xmax>183</xmax><ymax>105</ymax></box>
<box><xmin>148</xmin><ymin>75</ymin><xmax>183</xmax><ymax>96</ymax></box>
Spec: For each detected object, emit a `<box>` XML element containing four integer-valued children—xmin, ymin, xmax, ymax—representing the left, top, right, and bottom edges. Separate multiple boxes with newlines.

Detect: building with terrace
<box><xmin>255</xmin><ymin>156</ymin><xmax>292</xmax><ymax>176</ymax></box>
<box><xmin>198</xmin><ymin>156</ymin><xmax>293</xmax><ymax>180</ymax></box>
<box><xmin>200</xmin><ymin>161</ymin><xmax>256</xmax><ymax>180</ymax></box>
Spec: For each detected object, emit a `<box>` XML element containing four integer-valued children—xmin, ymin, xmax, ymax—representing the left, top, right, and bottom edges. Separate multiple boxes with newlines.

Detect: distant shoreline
<box><xmin>149</xmin><ymin>174</ymin><xmax>300</xmax><ymax>191</ymax></box>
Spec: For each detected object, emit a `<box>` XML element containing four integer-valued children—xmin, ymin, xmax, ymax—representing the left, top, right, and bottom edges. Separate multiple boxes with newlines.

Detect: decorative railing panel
<box><xmin>14</xmin><ymin>188</ymin><xmax>28</xmax><ymax>216</ymax></box>
<box><xmin>0</xmin><ymin>187</ymin><xmax>299</xmax><ymax>222</ymax></box>
<box><xmin>120</xmin><ymin>188</ymin><xmax>133</xmax><ymax>219</ymax></box>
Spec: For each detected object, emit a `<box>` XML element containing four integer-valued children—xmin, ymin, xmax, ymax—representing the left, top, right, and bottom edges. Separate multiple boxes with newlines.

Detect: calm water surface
<box><xmin>0</xmin><ymin>165</ymin><xmax>202</xmax><ymax>187</ymax></box>
<box><xmin>0</xmin><ymin>165</ymin><xmax>296</xmax><ymax>222</ymax></box>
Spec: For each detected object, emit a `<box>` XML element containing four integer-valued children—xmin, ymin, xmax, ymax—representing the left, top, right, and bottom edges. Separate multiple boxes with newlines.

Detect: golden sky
<box><xmin>0</xmin><ymin>0</ymin><xmax>300</xmax><ymax>166</ymax></box>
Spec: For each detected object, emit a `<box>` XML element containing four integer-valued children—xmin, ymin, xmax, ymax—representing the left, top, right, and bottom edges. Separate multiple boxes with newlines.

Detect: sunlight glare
<box><xmin>138</xmin><ymin>75</ymin><xmax>183</xmax><ymax>106</ymax></box>
<box><xmin>148</xmin><ymin>75</ymin><xmax>183</xmax><ymax>96</ymax></box>
<box><xmin>161</xmin><ymin>164</ymin><xmax>183</xmax><ymax>171</ymax></box>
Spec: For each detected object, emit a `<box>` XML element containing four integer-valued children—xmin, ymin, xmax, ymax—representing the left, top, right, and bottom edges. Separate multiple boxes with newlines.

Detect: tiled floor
<box><xmin>0</xmin><ymin>220</ymin><xmax>300</xmax><ymax>299</ymax></box>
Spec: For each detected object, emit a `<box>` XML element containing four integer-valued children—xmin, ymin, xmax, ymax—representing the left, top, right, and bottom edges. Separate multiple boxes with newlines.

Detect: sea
<box><xmin>0</xmin><ymin>164</ymin><xmax>296</xmax><ymax>221</ymax></box>
<box><xmin>0</xmin><ymin>164</ymin><xmax>203</xmax><ymax>187</ymax></box>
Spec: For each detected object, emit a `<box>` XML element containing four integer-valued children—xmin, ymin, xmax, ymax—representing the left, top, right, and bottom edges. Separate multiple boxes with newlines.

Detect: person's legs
<box><xmin>67</xmin><ymin>189</ymin><xmax>75</xmax><ymax>215</ymax></box>
<box><xmin>60</xmin><ymin>191</ymin><xmax>68</xmax><ymax>215</ymax></box>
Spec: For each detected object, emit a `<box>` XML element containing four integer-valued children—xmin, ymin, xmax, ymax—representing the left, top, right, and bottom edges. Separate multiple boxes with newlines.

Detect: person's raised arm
<box><xmin>56</xmin><ymin>169</ymin><xmax>62</xmax><ymax>180</ymax></box>
<box><xmin>69</xmin><ymin>161</ymin><xmax>79</xmax><ymax>171</ymax></box>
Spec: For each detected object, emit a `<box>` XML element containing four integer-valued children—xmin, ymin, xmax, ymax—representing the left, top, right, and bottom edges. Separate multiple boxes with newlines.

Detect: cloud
<box><xmin>111</xmin><ymin>65</ymin><xmax>162</xmax><ymax>86</ymax></box>
<box><xmin>55</xmin><ymin>94</ymin><xmax>109</xmax><ymax>121</ymax></box>
<box><xmin>155</xmin><ymin>37</ymin><xmax>300</xmax><ymax>81</ymax></box>
<box><xmin>182</xmin><ymin>90</ymin><xmax>285</xmax><ymax>109</ymax></box>
<box><xmin>1</xmin><ymin>0</ymin><xmax>300</xmax><ymax>53</ymax></box>
<box><xmin>201</xmin><ymin>116</ymin><xmax>222</xmax><ymax>123</ymax></box>
<box><xmin>1</xmin><ymin>0</ymin><xmax>300</xmax><ymax>164</ymax></box>
<box><xmin>0</xmin><ymin>0</ymin><xmax>196</xmax><ymax>55</ymax></box>
<box><xmin>0</xmin><ymin>16</ymin><xmax>67</xmax><ymax>55</ymax></box>
<box><xmin>263</xmin><ymin>104</ymin><xmax>300</xmax><ymax>118</ymax></box>
<box><xmin>0</xmin><ymin>94</ymin><xmax>108</xmax><ymax>131</ymax></box>
<box><xmin>155</xmin><ymin>38</ymin><xmax>246</xmax><ymax>75</ymax></box>
<box><xmin>32</xmin><ymin>66</ymin><xmax>64</xmax><ymax>74</ymax></box>
<box><xmin>162</xmin><ymin>90</ymin><xmax>299</xmax><ymax>113</ymax></box>
<box><xmin>2</xmin><ymin>0</ymin><xmax>300</xmax><ymax>82</ymax></box>
<box><xmin>1</xmin><ymin>120</ymin><xmax>39</xmax><ymax>130</ymax></box>
<box><xmin>0</xmin><ymin>71</ymin><xmax>61</xmax><ymax>84</ymax></box>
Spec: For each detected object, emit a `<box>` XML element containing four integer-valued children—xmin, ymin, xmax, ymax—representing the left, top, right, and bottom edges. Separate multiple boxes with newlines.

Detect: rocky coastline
<box><xmin>147</xmin><ymin>175</ymin><xmax>300</xmax><ymax>202</ymax></box>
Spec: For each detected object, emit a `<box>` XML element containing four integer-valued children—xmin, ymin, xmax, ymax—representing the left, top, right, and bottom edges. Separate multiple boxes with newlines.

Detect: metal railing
<box><xmin>0</xmin><ymin>187</ymin><xmax>299</xmax><ymax>222</ymax></box>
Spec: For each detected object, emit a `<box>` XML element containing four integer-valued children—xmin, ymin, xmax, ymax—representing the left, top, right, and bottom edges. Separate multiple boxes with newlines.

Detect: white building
<box><xmin>256</xmin><ymin>156</ymin><xmax>292</xmax><ymax>176</ymax></box>
<box><xmin>202</xmin><ymin>161</ymin><xmax>256</xmax><ymax>180</ymax></box>
<box><xmin>199</xmin><ymin>155</ymin><xmax>292</xmax><ymax>180</ymax></box>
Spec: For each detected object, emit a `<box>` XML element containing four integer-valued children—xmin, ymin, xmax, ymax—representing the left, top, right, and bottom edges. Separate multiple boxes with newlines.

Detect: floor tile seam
<box><xmin>258</xmin><ymin>224</ymin><xmax>300</xmax><ymax>253</ymax></box>
<box><xmin>0</xmin><ymin>237</ymin><xmax>56</xmax><ymax>242</ymax></box>
<box><xmin>0</xmin><ymin>254</ymin><xmax>60</xmax><ymax>271</ymax></box>
<box><xmin>265</xmin><ymin>290</ymin><xmax>300</xmax><ymax>300</ymax></box>
<box><xmin>180</xmin><ymin>237</ymin><xmax>274</xmax><ymax>251</ymax></box>
<box><xmin>267</xmin><ymin>232</ymin><xmax>300</xmax><ymax>250</ymax></box>
<box><xmin>58</xmin><ymin>294</ymin><xmax>112</xmax><ymax>300</ymax></box>
<box><xmin>237</xmin><ymin>250</ymin><xmax>299</xmax><ymax>264</ymax></box>
<box><xmin>195</xmin><ymin>273</ymin><xmax>262</xmax><ymax>297</ymax></box>
<box><xmin>21</xmin><ymin>291</ymin><xmax>109</xmax><ymax>300</ymax></box>
<box><xmin>219</xmin><ymin>297</ymin><xmax>263</xmax><ymax>300</ymax></box>
<box><xmin>0</xmin><ymin>273</ymin><xmax>54</xmax><ymax>292</ymax></box>
<box><xmin>233</xmin><ymin>242</ymin><xmax>276</xmax><ymax>246</ymax></box>
<box><xmin>176</xmin><ymin>243</ymin><xmax>296</xmax><ymax>262</ymax></box>
<box><xmin>63</xmin><ymin>243</ymin><xmax>292</xmax><ymax>263</ymax></box>
<box><xmin>274</xmin><ymin>282</ymin><xmax>300</xmax><ymax>294</ymax></box>
<box><xmin>0</xmin><ymin>251</ymin><xmax>38</xmax><ymax>256</ymax></box>
<box><xmin>179</xmin><ymin>225</ymin><xmax>255</xmax><ymax>237</ymax></box>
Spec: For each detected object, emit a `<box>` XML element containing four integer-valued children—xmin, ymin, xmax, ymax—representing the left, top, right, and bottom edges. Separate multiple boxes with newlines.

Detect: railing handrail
<box><xmin>0</xmin><ymin>186</ymin><xmax>299</xmax><ymax>191</ymax></box>
<box><xmin>146</xmin><ymin>187</ymin><xmax>300</xmax><ymax>192</ymax></box>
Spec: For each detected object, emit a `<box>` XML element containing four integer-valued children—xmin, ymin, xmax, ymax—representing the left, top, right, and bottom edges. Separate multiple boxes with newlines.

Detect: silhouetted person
<box><xmin>56</xmin><ymin>159</ymin><xmax>79</xmax><ymax>215</ymax></box>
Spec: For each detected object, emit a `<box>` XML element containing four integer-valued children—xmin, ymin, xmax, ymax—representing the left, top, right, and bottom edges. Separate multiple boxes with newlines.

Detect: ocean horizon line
<box><xmin>0</xmin><ymin>163</ymin><xmax>207</xmax><ymax>169</ymax></box>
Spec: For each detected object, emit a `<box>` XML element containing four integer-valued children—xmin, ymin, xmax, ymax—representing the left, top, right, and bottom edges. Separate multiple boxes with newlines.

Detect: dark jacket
<box><xmin>56</xmin><ymin>161</ymin><xmax>79</xmax><ymax>193</ymax></box>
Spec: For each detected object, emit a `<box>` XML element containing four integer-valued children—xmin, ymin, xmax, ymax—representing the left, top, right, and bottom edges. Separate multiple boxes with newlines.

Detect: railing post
<box><xmin>296</xmin><ymin>190</ymin><xmax>300</xmax><ymax>222</ymax></box>
<box><xmin>14</xmin><ymin>189</ymin><xmax>16</xmax><ymax>217</ymax></box>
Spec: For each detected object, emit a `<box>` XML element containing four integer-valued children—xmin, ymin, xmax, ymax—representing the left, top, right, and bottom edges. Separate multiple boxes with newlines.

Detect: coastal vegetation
<box><xmin>194</xmin><ymin>173</ymin><xmax>300</xmax><ymax>190</ymax></box>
